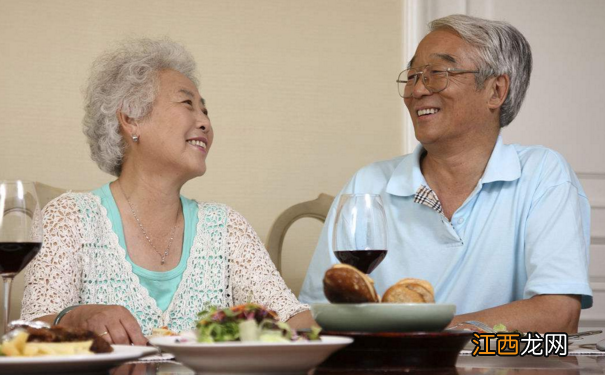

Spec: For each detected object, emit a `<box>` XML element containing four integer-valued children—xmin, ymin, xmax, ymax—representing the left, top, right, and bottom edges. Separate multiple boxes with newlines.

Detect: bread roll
<box><xmin>382</xmin><ymin>278</ymin><xmax>435</xmax><ymax>303</ymax></box>
<box><xmin>323</xmin><ymin>264</ymin><xmax>380</xmax><ymax>303</ymax></box>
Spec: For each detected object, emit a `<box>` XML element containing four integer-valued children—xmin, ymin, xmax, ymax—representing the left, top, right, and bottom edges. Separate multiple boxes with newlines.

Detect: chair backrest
<box><xmin>0</xmin><ymin>182</ymin><xmax>68</xmax><ymax>322</ymax></box>
<box><xmin>266</xmin><ymin>193</ymin><xmax>334</xmax><ymax>273</ymax></box>
<box><xmin>36</xmin><ymin>182</ymin><xmax>69</xmax><ymax>210</ymax></box>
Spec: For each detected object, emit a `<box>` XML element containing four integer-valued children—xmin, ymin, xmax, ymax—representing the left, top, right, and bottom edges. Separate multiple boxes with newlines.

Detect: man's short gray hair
<box><xmin>429</xmin><ymin>14</ymin><xmax>532</xmax><ymax>127</ymax></box>
<box><xmin>83</xmin><ymin>38</ymin><xmax>198</xmax><ymax>176</ymax></box>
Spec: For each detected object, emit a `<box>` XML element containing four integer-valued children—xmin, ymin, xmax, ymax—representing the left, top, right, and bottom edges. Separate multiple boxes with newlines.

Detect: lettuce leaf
<box><xmin>196</xmin><ymin>304</ymin><xmax>321</xmax><ymax>343</ymax></box>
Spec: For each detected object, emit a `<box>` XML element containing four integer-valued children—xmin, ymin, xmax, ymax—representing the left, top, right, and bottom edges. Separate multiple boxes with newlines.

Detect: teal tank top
<box><xmin>92</xmin><ymin>183</ymin><xmax>198</xmax><ymax>312</ymax></box>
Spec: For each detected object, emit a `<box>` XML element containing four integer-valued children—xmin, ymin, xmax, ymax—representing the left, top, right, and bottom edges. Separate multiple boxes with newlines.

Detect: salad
<box><xmin>195</xmin><ymin>303</ymin><xmax>320</xmax><ymax>343</ymax></box>
<box><xmin>492</xmin><ymin>324</ymin><xmax>523</xmax><ymax>336</ymax></box>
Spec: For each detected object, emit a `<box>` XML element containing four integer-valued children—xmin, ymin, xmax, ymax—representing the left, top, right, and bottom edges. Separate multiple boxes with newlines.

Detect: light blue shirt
<box><xmin>92</xmin><ymin>184</ymin><xmax>199</xmax><ymax>312</ymax></box>
<box><xmin>299</xmin><ymin>136</ymin><xmax>593</xmax><ymax>313</ymax></box>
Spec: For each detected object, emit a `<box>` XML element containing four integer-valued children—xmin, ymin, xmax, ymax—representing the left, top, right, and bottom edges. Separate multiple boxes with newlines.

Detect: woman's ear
<box><xmin>116</xmin><ymin>110</ymin><xmax>139</xmax><ymax>141</ymax></box>
<box><xmin>487</xmin><ymin>74</ymin><xmax>510</xmax><ymax>109</ymax></box>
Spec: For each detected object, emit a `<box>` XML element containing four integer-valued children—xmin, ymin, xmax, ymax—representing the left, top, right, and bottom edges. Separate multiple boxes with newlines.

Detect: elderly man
<box><xmin>299</xmin><ymin>14</ymin><xmax>591</xmax><ymax>333</ymax></box>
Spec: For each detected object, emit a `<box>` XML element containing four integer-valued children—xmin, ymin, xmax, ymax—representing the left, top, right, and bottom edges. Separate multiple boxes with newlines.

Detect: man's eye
<box><xmin>182</xmin><ymin>100</ymin><xmax>193</xmax><ymax>106</ymax></box>
<box><xmin>429</xmin><ymin>69</ymin><xmax>447</xmax><ymax>77</ymax></box>
<box><xmin>202</xmin><ymin>108</ymin><xmax>209</xmax><ymax>116</ymax></box>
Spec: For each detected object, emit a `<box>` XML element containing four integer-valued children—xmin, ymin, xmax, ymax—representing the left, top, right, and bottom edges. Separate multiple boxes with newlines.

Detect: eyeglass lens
<box><xmin>398</xmin><ymin>66</ymin><xmax>449</xmax><ymax>98</ymax></box>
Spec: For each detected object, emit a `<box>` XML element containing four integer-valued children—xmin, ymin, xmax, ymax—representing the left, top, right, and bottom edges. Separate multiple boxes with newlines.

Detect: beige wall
<box><xmin>0</xmin><ymin>0</ymin><xmax>405</xmax><ymax>297</ymax></box>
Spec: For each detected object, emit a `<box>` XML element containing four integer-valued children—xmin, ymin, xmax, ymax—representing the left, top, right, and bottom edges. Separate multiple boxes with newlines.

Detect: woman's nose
<box><xmin>197</xmin><ymin>113</ymin><xmax>211</xmax><ymax>132</ymax></box>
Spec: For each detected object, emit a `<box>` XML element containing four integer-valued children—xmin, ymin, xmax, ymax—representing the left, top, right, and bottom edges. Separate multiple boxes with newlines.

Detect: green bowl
<box><xmin>311</xmin><ymin>303</ymin><xmax>456</xmax><ymax>333</ymax></box>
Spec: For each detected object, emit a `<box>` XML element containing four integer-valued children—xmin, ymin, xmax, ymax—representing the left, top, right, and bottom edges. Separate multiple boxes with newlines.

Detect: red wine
<box><xmin>335</xmin><ymin>250</ymin><xmax>387</xmax><ymax>274</ymax></box>
<box><xmin>0</xmin><ymin>242</ymin><xmax>42</xmax><ymax>275</ymax></box>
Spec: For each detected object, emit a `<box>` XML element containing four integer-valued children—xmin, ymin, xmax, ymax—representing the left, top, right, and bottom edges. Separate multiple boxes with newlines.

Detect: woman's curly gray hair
<box><xmin>429</xmin><ymin>14</ymin><xmax>532</xmax><ymax>128</ymax></box>
<box><xmin>83</xmin><ymin>38</ymin><xmax>198</xmax><ymax>176</ymax></box>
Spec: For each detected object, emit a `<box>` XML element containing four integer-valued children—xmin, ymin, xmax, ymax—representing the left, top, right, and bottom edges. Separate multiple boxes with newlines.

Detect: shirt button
<box><xmin>457</xmin><ymin>218</ymin><xmax>465</xmax><ymax>224</ymax></box>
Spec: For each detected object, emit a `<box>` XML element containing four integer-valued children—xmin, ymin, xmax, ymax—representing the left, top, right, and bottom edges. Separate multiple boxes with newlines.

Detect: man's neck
<box><xmin>419</xmin><ymin>129</ymin><xmax>499</xmax><ymax>218</ymax></box>
<box><xmin>423</xmin><ymin>138</ymin><xmax>496</xmax><ymax>184</ymax></box>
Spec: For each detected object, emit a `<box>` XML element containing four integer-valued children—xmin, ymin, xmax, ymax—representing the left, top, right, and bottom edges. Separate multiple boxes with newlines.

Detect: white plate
<box><xmin>0</xmin><ymin>345</ymin><xmax>157</xmax><ymax>374</ymax></box>
<box><xmin>311</xmin><ymin>303</ymin><xmax>456</xmax><ymax>332</ymax></box>
<box><xmin>149</xmin><ymin>335</ymin><xmax>353</xmax><ymax>374</ymax></box>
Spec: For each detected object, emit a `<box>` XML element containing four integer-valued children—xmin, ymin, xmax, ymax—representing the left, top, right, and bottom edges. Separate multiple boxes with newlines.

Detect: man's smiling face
<box><xmin>404</xmin><ymin>29</ymin><xmax>497</xmax><ymax>147</ymax></box>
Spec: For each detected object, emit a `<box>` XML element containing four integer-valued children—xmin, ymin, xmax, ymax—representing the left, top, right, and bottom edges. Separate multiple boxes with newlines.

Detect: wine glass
<box><xmin>0</xmin><ymin>181</ymin><xmax>43</xmax><ymax>334</ymax></box>
<box><xmin>332</xmin><ymin>194</ymin><xmax>388</xmax><ymax>274</ymax></box>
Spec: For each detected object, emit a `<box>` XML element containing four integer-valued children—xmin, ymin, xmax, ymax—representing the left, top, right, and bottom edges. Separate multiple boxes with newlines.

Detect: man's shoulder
<box><xmin>352</xmin><ymin>155</ymin><xmax>408</xmax><ymax>180</ymax></box>
<box><xmin>513</xmin><ymin>144</ymin><xmax>576</xmax><ymax>182</ymax></box>
<box><xmin>511</xmin><ymin>143</ymin><xmax>585</xmax><ymax>197</ymax></box>
<box><xmin>344</xmin><ymin>154</ymin><xmax>412</xmax><ymax>194</ymax></box>
<box><xmin>513</xmin><ymin>143</ymin><xmax>561</xmax><ymax>162</ymax></box>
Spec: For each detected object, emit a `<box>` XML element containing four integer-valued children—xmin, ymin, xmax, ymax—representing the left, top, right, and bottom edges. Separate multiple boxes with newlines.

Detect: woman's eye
<box><xmin>202</xmin><ymin>108</ymin><xmax>209</xmax><ymax>116</ymax></box>
<box><xmin>182</xmin><ymin>100</ymin><xmax>193</xmax><ymax>106</ymax></box>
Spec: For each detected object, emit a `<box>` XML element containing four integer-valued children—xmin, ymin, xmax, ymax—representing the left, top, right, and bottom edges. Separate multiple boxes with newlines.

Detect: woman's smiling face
<box><xmin>135</xmin><ymin>69</ymin><xmax>213</xmax><ymax>181</ymax></box>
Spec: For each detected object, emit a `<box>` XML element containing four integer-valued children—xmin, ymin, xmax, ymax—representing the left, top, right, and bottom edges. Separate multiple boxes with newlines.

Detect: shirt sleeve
<box><xmin>21</xmin><ymin>195</ymin><xmax>83</xmax><ymax>321</ymax></box>
<box><xmin>226</xmin><ymin>207</ymin><xmax>309</xmax><ymax>321</ymax></box>
<box><xmin>523</xmin><ymin>155</ymin><xmax>592</xmax><ymax>308</ymax></box>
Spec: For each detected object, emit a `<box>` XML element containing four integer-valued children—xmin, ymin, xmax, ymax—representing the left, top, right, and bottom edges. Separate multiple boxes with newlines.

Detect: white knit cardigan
<box><xmin>21</xmin><ymin>193</ymin><xmax>308</xmax><ymax>334</ymax></box>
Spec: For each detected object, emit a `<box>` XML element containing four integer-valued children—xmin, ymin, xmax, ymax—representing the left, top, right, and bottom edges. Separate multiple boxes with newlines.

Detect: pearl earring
<box><xmin>132</xmin><ymin>135</ymin><xmax>139</xmax><ymax>143</ymax></box>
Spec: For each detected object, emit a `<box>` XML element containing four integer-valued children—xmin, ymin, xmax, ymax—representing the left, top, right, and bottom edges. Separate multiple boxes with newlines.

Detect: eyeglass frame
<box><xmin>396</xmin><ymin>64</ymin><xmax>480</xmax><ymax>98</ymax></box>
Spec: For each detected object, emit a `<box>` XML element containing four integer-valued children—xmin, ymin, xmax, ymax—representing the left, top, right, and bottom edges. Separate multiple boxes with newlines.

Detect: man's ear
<box><xmin>487</xmin><ymin>74</ymin><xmax>510</xmax><ymax>109</ymax></box>
<box><xmin>116</xmin><ymin>110</ymin><xmax>139</xmax><ymax>140</ymax></box>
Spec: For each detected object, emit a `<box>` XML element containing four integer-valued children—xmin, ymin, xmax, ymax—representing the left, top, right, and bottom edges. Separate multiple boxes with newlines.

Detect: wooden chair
<box><xmin>266</xmin><ymin>193</ymin><xmax>334</xmax><ymax>273</ymax></box>
<box><xmin>35</xmin><ymin>182</ymin><xmax>69</xmax><ymax>211</ymax></box>
<box><xmin>1</xmin><ymin>182</ymin><xmax>68</xmax><ymax>322</ymax></box>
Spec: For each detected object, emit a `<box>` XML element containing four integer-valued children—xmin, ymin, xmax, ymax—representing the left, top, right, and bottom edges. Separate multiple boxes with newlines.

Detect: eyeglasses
<box><xmin>396</xmin><ymin>65</ymin><xmax>479</xmax><ymax>98</ymax></box>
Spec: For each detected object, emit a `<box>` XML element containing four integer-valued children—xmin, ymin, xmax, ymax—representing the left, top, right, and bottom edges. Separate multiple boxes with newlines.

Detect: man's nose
<box><xmin>410</xmin><ymin>74</ymin><xmax>431</xmax><ymax>99</ymax></box>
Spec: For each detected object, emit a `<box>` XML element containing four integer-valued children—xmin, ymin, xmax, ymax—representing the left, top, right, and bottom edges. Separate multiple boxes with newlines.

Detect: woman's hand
<box><xmin>286</xmin><ymin>310</ymin><xmax>317</xmax><ymax>330</ymax></box>
<box><xmin>60</xmin><ymin>305</ymin><xmax>148</xmax><ymax>345</ymax></box>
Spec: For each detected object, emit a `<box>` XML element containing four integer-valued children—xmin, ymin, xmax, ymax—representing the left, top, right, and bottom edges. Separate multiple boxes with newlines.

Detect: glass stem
<box><xmin>2</xmin><ymin>275</ymin><xmax>13</xmax><ymax>335</ymax></box>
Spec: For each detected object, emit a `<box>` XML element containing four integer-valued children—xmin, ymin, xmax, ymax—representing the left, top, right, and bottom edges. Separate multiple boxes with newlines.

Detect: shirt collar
<box><xmin>385</xmin><ymin>135</ymin><xmax>521</xmax><ymax>197</ymax></box>
<box><xmin>480</xmin><ymin>135</ymin><xmax>521</xmax><ymax>184</ymax></box>
<box><xmin>386</xmin><ymin>143</ymin><xmax>427</xmax><ymax>197</ymax></box>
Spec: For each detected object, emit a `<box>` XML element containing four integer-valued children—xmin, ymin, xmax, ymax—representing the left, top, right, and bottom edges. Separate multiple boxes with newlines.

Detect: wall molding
<box><xmin>579</xmin><ymin>319</ymin><xmax>605</xmax><ymax>328</ymax></box>
<box><xmin>401</xmin><ymin>0</ymin><xmax>426</xmax><ymax>155</ymax></box>
<box><xmin>590</xmin><ymin>280</ymin><xmax>605</xmax><ymax>291</ymax></box>
<box><xmin>592</xmin><ymin>237</ymin><xmax>605</xmax><ymax>246</ymax></box>
<box><xmin>577</xmin><ymin>172</ymin><xmax>605</xmax><ymax>179</ymax></box>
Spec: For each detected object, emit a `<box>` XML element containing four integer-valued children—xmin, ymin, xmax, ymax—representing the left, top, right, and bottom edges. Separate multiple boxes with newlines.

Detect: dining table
<box><xmin>102</xmin><ymin>333</ymin><xmax>605</xmax><ymax>375</ymax></box>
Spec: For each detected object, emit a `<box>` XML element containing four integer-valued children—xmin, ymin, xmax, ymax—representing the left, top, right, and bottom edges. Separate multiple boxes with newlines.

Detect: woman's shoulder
<box><xmin>190</xmin><ymin>199</ymin><xmax>232</xmax><ymax>213</ymax></box>
<box><xmin>41</xmin><ymin>192</ymin><xmax>102</xmax><ymax>232</ymax></box>
<box><xmin>189</xmin><ymin>200</ymin><xmax>225</xmax><ymax>213</ymax></box>
<box><xmin>189</xmin><ymin>200</ymin><xmax>249</xmax><ymax>226</ymax></box>
<box><xmin>44</xmin><ymin>191</ymin><xmax>99</xmax><ymax>212</ymax></box>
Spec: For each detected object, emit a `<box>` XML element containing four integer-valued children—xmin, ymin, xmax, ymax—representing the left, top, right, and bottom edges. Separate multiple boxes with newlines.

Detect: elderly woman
<box><xmin>21</xmin><ymin>38</ymin><xmax>314</xmax><ymax>345</ymax></box>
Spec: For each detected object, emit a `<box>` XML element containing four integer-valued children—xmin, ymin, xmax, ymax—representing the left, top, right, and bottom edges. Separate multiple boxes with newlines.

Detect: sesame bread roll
<box><xmin>382</xmin><ymin>278</ymin><xmax>435</xmax><ymax>303</ymax></box>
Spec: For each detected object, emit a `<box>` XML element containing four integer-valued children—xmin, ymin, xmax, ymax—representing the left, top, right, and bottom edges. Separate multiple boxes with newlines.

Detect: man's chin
<box><xmin>413</xmin><ymin>130</ymin><xmax>439</xmax><ymax>146</ymax></box>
